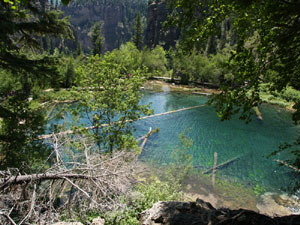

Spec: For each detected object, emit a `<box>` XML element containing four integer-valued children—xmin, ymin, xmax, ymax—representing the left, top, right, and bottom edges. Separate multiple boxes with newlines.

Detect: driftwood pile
<box><xmin>0</xmin><ymin>134</ymin><xmax>140</xmax><ymax>225</ymax></box>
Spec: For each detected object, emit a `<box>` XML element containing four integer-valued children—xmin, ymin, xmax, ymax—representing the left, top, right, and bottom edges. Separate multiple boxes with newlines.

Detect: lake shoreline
<box><xmin>144</xmin><ymin>79</ymin><xmax>296</xmax><ymax>113</ymax></box>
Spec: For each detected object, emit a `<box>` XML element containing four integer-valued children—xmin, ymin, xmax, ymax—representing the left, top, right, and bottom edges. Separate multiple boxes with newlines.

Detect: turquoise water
<box><xmin>49</xmin><ymin>91</ymin><xmax>300</xmax><ymax>193</ymax></box>
<box><xmin>135</xmin><ymin>91</ymin><xmax>300</xmax><ymax>193</ymax></box>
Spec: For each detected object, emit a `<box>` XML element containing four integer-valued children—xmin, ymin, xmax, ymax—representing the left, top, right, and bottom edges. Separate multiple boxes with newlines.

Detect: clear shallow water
<box><xmin>135</xmin><ymin>91</ymin><xmax>300</xmax><ymax>193</ymax></box>
<box><xmin>49</xmin><ymin>91</ymin><xmax>300</xmax><ymax>193</ymax></box>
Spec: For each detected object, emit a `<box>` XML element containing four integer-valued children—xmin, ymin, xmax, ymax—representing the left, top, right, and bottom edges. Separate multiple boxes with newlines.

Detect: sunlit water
<box><xmin>49</xmin><ymin>91</ymin><xmax>300</xmax><ymax>194</ymax></box>
<box><xmin>136</xmin><ymin>91</ymin><xmax>300</xmax><ymax>193</ymax></box>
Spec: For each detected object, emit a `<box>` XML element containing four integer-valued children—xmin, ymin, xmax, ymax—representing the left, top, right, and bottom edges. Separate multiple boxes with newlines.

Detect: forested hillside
<box><xmin>60</xmin><ymin>0</ymin><xmax>148</xmax><ymax>52</ymax></box>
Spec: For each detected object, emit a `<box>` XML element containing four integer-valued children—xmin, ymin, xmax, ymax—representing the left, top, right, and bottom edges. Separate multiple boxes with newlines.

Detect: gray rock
<box><xmin>138</xmin><ymin>198</ymin><xmax>300</xmax><ymax>225</ymax></box>
<box><xmin>91</xmin><ymin>217</ymin><xmax>105</xmax><ymax>225</ymax></box>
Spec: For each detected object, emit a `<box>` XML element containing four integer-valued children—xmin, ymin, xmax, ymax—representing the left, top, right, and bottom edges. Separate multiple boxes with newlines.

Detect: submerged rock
<box><xmin>139</xmin><ymin>198</ymin><xmax>300</xmax><ymax>225</ymax></box>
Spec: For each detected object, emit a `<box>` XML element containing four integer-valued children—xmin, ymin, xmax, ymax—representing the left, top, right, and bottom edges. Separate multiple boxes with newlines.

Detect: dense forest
<box><xmin>1</xmin><ymin>0</ymin><xmax>300</xmax><ymax>224</ymax></box>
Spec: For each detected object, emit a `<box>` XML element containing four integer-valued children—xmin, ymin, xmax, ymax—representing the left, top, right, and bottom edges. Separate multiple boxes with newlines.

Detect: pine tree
<box><xmin>132</xmin><ymin>12</ymin><xmax>143</xmax><ymax>50</ymax></box>
<box><xmin>0</xmin><ymin>1</ymin><xmax>73</xmax><ymax>78</ymax></box>
<box><xmin>90</xmin><ymin>22</ymin><xmax>105</xmax><ymax>55</ymax></box>
<box><xmin>76</xmin><ymin>40</ymin><xmax>83</xmax><ymax>56</ymax></box>
<box><xmin>65</xmin><ymin>59</ymin><xmax>75</xmax><ymax>88</ymax></box>
<box><xmin>0</xmin><ymin>0</ymin><xmax>73</xmax><ymax>170</ymax></box>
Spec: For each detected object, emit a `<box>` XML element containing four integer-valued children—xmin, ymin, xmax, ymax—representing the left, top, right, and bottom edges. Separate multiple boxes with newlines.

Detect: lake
<box><xmin>135</xmin><ymin>91</ymin><xmax>300</xmax><ymax>194</ymax></box>
<box><xmin>49</xmin><ymin>90</ymin><xmax>300</xmax><ymax>194</ymax></box>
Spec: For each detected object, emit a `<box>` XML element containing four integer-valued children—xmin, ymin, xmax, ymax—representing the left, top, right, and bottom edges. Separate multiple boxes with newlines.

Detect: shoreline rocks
<box><xmin>139</xmin><ymin>199</ymin><xmax>300</xmax><ymax>225</ymax></box>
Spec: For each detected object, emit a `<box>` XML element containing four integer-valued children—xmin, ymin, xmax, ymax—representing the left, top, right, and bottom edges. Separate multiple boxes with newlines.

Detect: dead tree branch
<box><xmin>0</xmin><ymin>134</ymin><xmax>142</xmax><ymax>225</ymax></box>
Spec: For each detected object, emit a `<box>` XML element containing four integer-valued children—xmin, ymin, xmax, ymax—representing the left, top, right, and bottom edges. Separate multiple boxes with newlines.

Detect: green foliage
<box><xmin>141</xmin><ymin>45</ymin><xmax>169</xmax><ymax>77</ymax></box>
<box><xmin>0</xmin><ymin>0</ymin><xmax>73</xmax><ymax>170</ymax></box>
<box><xmin>102</xmin><ymin>176</ymin><xmax>182</xmax><ymax>225</ymax></box>
<box><xmin>104</xmin><ymin>42</ymin><xmax>144</xmax><ymax>75</ymax></box>
<box><xmin>0</xmin><ymin>1</ymin><xmax>73</xmax><ymax>77</ymax></box>
<box><xmin>169</xmin><ymin>46</ymin><xmax>233</xmax><ymax>84</ymax></box>
<box><xmin>90</xmin><ymin>22</ymin><xmax>105</xmax><ymax>55</ymax></box>
<box><xmin>76</xmin><ymin>40</ymin><xmax>83</xmax><ymax>56</ymax></box>
<box><xmin>132</xmin><ymin>12</ymin><xmax>144</xmax><ymax>50</ymax></box>
<box><xmin>72</xmin><ymin>55</ymin><xmax>152</xmax><ymax>152</ymax></box>
<box><xmin>279</xmin><ymin>87</ymin><xmax>300</xmax><ymax>103</ymax></box>
<box><xmin>104</xmin><ymin>42</ymin><xmax>171</xmax><ymax>77</ymax></box>
<box><xmin>0</xmin><ymin>91</ymin><xmax>50</xmax><ymax>170</ymax></box>
<box><xmin>3</xmin><ymin>0</ymin><xmax>20</xmax><ymax>10</ymax></box>
<box><xmin>253</xmin><ymin>184</ymin><xmax>266</xmax><ymax>196</ymax></box>
<box><xmin>170</xmin><ymin>0</ymin><xmax>300</xmax><ymax>125</ymax></box>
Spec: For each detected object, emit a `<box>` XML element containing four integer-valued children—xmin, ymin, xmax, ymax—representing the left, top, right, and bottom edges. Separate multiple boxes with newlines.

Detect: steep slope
<box><xmin>61</xmin><ymin>0</ymin><xmax>148</xmax><ymax>52</ymax></box>
<box><xmin>145</xmin><ymin>0</ymin><xmax>180</xmax><ymax>49</ymax></box>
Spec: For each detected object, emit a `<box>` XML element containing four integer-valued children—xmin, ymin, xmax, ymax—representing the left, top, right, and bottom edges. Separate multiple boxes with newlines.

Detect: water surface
<box><xmin>49</xmin><ymin>91</ymin><xmax>300</xmax><ymax>193</ymax></box>
<box><xmin>136</xmin><ymin>91</ymin><xmax>300</xmax><ymax>193</ymax></box>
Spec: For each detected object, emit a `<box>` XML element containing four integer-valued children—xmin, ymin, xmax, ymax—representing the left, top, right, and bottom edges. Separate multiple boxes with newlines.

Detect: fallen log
<box><xmin>274</xmin><ymin>159</ymin><xmax>300</xmax><ymax>173</ymax></box>
<box><xmin>38</xmin><ymin>105</ymin><xmax>204</xmax><ymax>140</ymax></box>
<box><xmin>253</xmin><ymin>106</ymin><xmax>263</xmax><ymax>120</ymax></box>
<box><xmin>140</xmin><ymin>127</ymin><xmax>152</xmax><ymax>151</ymax></box>
<box><xmin>203</xmin><ymin>156</ymin><xmax>241</xmax><ymax>174</ymax></box>
<box><xmin>139</xmin><ymin>127</ymin><xmax>160</xmax><ymax>151</ymax></box>
<box><xmin>0</xmin><ymin>173</ymin><xmax>97</xmax><ymax>189</ymax></box>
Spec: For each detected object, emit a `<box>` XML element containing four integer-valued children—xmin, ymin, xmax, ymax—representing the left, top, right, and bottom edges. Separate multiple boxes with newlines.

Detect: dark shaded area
<box><xmin>139</xmin><ymin>199</ymin><xmax>300</xmax><ymax>225</ymax></box>
<box><xmin>145</xmin><ymin>0</ymin><xmax>180</xmax><ymax>49</ymax></box>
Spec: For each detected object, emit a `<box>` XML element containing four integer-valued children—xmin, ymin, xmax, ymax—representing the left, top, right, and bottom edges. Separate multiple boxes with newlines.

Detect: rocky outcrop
<box><xmin>138</xmin><ymin>199</ymin><xmax>300</xmax><ymax>225</ymax></box>
<box><xmin>145</xmin><ymin>0</ymin><xmax>180</xmax><ymax>49</ymax></box>
<box><xmin>257</xmin><ymin>192</ymin><xmax>300</xmax><ymax>216</ymax></box>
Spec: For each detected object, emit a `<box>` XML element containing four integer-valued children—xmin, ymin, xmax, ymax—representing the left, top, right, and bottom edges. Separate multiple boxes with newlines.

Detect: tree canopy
<box><xmin>0</xmin><ymin>0</ymin><xmax>73</xmax><ymax>77</ymax></box>
<box><xmin>132</xmin><ymin>12</ymin><xmax>144</xmax><ymax>50</ymax></box>
<box><xmin>0</xmin><ymin>0</ymin><xmax>73</xmax><ymax>170</ymax></box>
<box><xmin>169</xmin><ymin>0</ymin><xmax>300</xmax><ymax>123</ymax></box>
<box><xmin>90</xmin><ymin>21</ymin><xmax>105</xmax><ymax>55</ymax></box>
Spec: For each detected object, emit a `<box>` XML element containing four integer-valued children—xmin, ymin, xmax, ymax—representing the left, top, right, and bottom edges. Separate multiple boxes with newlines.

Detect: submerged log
<box><xmin>203</xmin><ymin>156</ymin><xmax>241</xmax><ymax>174</ymax></box>
<box><xmin>274</xmin><ymin>159</ymin><xmax>300</xmax><ymax>173</ymax></box>
<box><xmin>139</xmin><ymin>127</ymin><xmax>160</xmax><ymax>151</ymax></box>
<box><xmin>140</xmin><ymin>127</ymin><xmax>152</xmax><ymax>151</ymax></box>
<box><xmin>253</xmin><ymin>106</ymin><xmax>263</xmax><ymax>120</ymax></box>
<box><xmin>212</xmin><ymin>152</ymin><xmax>218</xmax><ymax>188</ymax></box>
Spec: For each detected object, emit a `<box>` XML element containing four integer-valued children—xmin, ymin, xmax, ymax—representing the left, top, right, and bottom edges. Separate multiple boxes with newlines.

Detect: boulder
<box><xmin>91</xmin><ymin>217</ymin><xmax>105</xmax><ymax>225</ymax></box>
<box><xmin>138</xmin><ymin>198</ymin><xmax>300</xmax><ymax>225</ymax></box>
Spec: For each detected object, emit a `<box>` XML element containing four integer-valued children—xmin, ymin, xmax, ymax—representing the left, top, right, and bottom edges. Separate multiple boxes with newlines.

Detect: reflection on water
<box><xmin>162</xmin><ymin>85</ymin><xmax>170</xmax><ymax>92</ymax></box>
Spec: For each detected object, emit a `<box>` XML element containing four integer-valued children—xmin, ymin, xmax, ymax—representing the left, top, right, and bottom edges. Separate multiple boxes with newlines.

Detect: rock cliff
<box><xmin>145</xmin><ymin>0</ymin><xmax>180</xmax><ymax>49</ymax></box>
<box><xmin>61</xmin><ymin>0</ymin><xmax>147</xmax><ymax>52</ymax></box>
